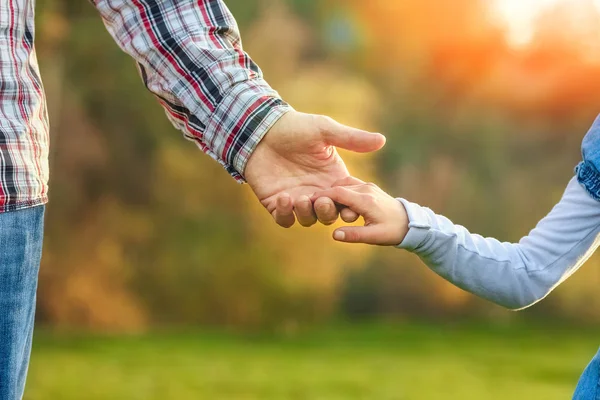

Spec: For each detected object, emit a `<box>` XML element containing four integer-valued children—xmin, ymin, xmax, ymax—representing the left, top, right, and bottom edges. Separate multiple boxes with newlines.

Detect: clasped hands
<box><xmin>245</xmin><ymin>110</ymin><xmax>409</xmax><ymax>246</ymax></box>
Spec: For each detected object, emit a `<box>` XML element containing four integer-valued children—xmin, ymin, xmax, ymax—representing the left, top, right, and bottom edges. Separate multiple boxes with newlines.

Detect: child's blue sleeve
<box><xmin>397</xmin><ymin>177</ymin><xmax>600</xmax><ymax>310</ymax></box>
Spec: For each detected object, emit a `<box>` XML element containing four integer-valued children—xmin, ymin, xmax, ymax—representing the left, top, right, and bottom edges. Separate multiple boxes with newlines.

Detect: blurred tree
<box><xmin>36</xmin><ymin>0</ymin><xmax>380</xmax><ymax>330</ymax></box>
<box><xmin>32</xmin><ymin>0</ymin><xmax>600</xmax><ymax>330</ymax></box>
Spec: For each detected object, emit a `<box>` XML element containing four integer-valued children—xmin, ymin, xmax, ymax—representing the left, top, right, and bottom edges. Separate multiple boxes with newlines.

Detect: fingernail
<box><xmin>334</xmin><ymin>231</ymin><xmax>345</xmax><ymax>241</ymax></box>
<box><xmin>280</xmin><ymin>195</ymin><xmax>290</xmax><ymax>207</ymax></box>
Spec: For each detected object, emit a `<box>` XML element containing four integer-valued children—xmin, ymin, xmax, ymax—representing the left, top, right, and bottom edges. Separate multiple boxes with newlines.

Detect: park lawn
<box><xmin>24</xmin><ymin>323</ymin><xmax>598</xmax><ymax>400</ymax></box>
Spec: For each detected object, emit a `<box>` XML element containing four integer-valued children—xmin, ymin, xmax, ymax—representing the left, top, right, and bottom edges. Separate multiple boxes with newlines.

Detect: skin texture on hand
<box><xmin>244</xmin><ymin>111</ymin><xmax>386</xmax><ymax>228</ymax></box>
<box><xmin>311</xmin><ymin>177</ymin><xmax>410</xmax><ymax>246</ymax></box>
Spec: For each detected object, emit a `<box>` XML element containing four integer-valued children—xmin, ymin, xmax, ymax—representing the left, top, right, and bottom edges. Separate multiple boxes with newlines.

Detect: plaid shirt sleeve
<box><xmin>91</xmin><ymin>0</ymin><xmax>292</xmax><ymax>181</ymax></box>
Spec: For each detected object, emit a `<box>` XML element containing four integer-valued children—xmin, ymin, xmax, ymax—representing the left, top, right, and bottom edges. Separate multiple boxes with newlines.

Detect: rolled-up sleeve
<box><xmin>576</xmin><ymin>114</ymin><xmax>600</xmax><ymax>199</ymax></box>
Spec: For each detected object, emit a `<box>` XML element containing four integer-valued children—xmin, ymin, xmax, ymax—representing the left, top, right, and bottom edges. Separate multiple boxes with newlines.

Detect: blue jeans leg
<box><xmin>0</xmin><ymin>206</ymin><xmax>45</xmax><ymax>400</ymax></box>
<box><xmin>573</xmin><ymin>348</ymin><xmax>600</xmax><ymax>400</ymax></box>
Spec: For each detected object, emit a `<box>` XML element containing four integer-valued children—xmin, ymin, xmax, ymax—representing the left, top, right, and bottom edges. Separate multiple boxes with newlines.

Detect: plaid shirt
<box><xmin>0</xmin><ymin>0</ymin><xmax>290</xmax><ymax>213</ymax></box>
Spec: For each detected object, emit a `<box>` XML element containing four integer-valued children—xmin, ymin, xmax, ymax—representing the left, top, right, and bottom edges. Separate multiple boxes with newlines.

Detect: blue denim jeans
<box><xmin>577</xmin><ymin>114</ymin><xmax>600</xmax><ymax>200</ymax></box>
<box><xmin>573</xmin><ymin>348</ymin><xmax>600</xmax><ymax>399</ymax></box>
<box><xmin>0</xmin><ymin>206</ymin><xmax>44</xmax><ymax>400</ymax></box>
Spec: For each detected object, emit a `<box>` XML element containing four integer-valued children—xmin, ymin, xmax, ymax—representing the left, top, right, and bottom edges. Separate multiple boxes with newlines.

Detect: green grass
<box><xmin>24</xmin><ymin>323</ymin><xmax>599</xmax><ymax>400</ymax></box>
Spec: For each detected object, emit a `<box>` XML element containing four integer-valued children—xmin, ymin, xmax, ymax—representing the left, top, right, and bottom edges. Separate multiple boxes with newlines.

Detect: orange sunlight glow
<box><xmin>493</xmin><ymin>0</ymin><xmax>600</xmax><ymax>46</ymax></box>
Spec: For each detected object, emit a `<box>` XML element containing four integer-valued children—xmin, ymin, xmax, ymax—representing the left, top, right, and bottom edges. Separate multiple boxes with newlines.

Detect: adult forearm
<box><xmin>92</xmin><ymin>0</ymin><xmax>291</xmax><ymax>180</ymax></box>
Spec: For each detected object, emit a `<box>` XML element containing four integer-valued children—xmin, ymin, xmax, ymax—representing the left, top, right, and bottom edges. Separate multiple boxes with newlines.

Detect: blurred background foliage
<box><xmin>33</xmin><ymin>0</ymin><xmax>600</xmax><ymax>332</ymax></box>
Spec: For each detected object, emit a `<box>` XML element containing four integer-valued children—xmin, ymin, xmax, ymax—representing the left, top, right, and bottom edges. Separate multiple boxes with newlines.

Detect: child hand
<box><xmin>311</xmin><ymin>177</ymin><xmax>409</xmax><ymax>246</ymax></box>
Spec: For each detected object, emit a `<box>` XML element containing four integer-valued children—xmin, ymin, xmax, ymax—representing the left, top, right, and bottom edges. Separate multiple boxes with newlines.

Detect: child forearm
<box><xmin>398</xmin><ymin>177</ymin><xmax>600</xmax><ymax>310</ymax></box>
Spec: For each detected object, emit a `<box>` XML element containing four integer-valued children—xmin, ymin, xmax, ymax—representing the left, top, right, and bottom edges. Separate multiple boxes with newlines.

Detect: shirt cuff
<box><xmin>234</xmin><ymin>101</ymin><xmax>292</xmax><ymax>181</ymax></box>
<box><xmin>202</xmin><ymin>77</ymin><xmax>293</xmax><ymax>182</ymax></box>
<box><xmin>396</xmin><ymin>198</ymin><xmax>432</xmax><ymax>251</ymax></box>
<box><xmin>576</xmin><ymin>160</ymin><xmax>600</xmax><ymax>202</ymax></box>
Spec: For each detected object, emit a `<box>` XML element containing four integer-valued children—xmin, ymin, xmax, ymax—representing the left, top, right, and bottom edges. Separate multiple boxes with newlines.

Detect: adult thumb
<box><xmin>320</xmin><ymin>117</ymin><xmax>386</xmax><ymax>153</ymax></box>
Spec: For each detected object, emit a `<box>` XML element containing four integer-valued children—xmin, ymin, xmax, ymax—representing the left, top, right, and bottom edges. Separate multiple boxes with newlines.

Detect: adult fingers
<box><xmin>340</xmin><ymin>207</ymin><xmax>360</xmax><ymax>223</ymax></box>
<box><xmin>273</xmin><ymin>193</ymin><xmax>295</xmax><ymax>228</ymax></box>
<box><xmin>314</xmin><ymin>197</ymin><xmax>339</xmax><ymax>226</ymax></box>
<box><xmin>294</xmin><ymin>195</ymin><xmax>318</xmax><ymax>227</ymax></box>
<box><xmin>318</xmin><ymin>116</ymin><xmax>386</xmax><ymax>153</ymax></box>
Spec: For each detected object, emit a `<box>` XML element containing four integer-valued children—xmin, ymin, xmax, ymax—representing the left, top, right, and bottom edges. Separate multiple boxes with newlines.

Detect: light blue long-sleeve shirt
<box><xmin>397</xmin><ymin>177</ymin><xmax>600</xmax><ymax>310</ymax></box>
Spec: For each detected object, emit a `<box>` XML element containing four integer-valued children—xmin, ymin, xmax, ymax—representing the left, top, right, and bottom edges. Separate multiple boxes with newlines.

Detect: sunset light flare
<box><xmin>493</xmin><ymin>0</ymin><xmax>600</xmax><ymax>46</ymax></box>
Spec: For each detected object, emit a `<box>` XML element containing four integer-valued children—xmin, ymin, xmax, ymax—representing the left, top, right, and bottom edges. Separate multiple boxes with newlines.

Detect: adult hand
<box><xmin>244</xmin><ymin>110</ymin><xmax>386</xmax><ymax>228</ymax></box>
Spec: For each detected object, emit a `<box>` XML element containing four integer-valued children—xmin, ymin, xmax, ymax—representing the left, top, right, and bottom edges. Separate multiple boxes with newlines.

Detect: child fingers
<box><xmin>332</xmin><ymin>225</ymin><xmax>385</xmax><ymax>245</ymax></box>
<box><xmin>332</xmin><ymin>176</ymin><xmax>365</xmax><ymax>187</ymax></box>
<box><xmin>311</xmin><ymin>187</ymin><xmax>365</xmax><ymax>211</ymax></box>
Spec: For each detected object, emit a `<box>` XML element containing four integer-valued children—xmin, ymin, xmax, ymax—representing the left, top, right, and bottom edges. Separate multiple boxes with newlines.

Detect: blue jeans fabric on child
<box><xmin>573</xmin><ymin>348</ymin><xmax>600</xmax><ymax>399</ymax></box>
<box><xmin>573</xmin><ymin>115</ymin><xmax>600</xmax><ymax>399</ymax></box>
<box><xmin>0</xmin><ymin>206</ymin><xmax>44</xmax><ymax>400</ymax></box>
<box><xmin>577</xmin><ymin>114</ymin><xmax>600</xmax><ymax>201</ymax></box>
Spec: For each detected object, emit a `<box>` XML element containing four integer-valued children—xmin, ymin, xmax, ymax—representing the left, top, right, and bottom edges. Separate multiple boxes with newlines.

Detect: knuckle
<box><xmin>333</xmin><ymin>187</ymin><xmax>345</xmax><ymax>197</ymax></box>
<box><xmin>365</xmin><ymin>183</ymin><xmax>378</xmax><ymax>192</ymax></box>
<box><xmin>364</xmin><ymin>194</ymin><xmax>377</xmax><ymax>204</ymax></box>
<box><xmin>315</xmin><ymin>115</ymin><xmax>334</xmax><ymax>132</ymax></box>
<box><xmin>318</xmin><ymin>114</ymin><xmax>334</xmax><ymax>125</ymax></box>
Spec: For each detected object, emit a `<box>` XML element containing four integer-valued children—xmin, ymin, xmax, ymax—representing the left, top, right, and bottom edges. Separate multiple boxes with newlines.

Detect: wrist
<box><xmin>390</xmin><ymin>200</ymin><xmax>410</xmax><ymax>246</ymax></box>
<box><xmin>395</xmin><ymin>198</ymin><xmax>431</xmax><ymax>250</ymax></box>
<box><xmin>237</xmin><ymin>104</ymin><xmax>293</xmax><ymax>180</ymax></box>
